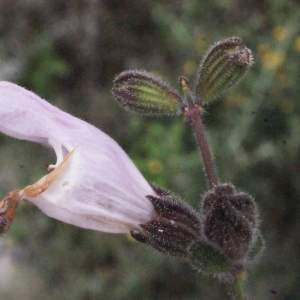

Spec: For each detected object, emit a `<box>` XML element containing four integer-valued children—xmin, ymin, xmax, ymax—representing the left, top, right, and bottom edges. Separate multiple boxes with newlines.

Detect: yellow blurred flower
<box><xmin>258</xmin><ymin>44</ymin><xmax>286</xmax><ymax>70</ymax></box>
<box><xmin>183</xmin><ymin>60</ymin><xmax>198</xmax><ymax>76</ymax></box>
<box><xmin>293</xmin><ymin>36</ymin><xmax>300</xmax><ymax>52</ymax></box>
<box><xmin>147</xmin><ymin>159</ymin><xmax>163</xmax><ymax>175</ymax></box>
<box><xmin>195</xmin><ymin>34</ymin><xmax>209</xmax><ymax>53</ymax></box>
<box><xmin>264</xmin><ymin>50</ymin><xmax>285</xmax><ymax>70</ymax></box>
<box><xmin>273</xmin><ymin>26</ymin><xmax>288</xmax><ymax>42</ymax></box>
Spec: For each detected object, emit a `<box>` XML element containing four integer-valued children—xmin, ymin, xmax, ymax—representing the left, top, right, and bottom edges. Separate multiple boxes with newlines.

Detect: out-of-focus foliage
<box><xmin>0</xmin><ymin>1</ymin><xmax>300</xmax><ymax>299</ymax></box>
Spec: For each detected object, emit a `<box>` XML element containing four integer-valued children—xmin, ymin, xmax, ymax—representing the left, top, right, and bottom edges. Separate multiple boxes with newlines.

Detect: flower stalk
<box><xmin>189</xmin><ymin>111</ymin><xmax>218</xmax><ymax>188</ymax></box>
<box><xmin>179</xmin><ymin>77</ymin><xmax>218</xmax><ymax>188</ymax></box>
<box><xmin>229</xmin><ymin>272</ymin><xmax>248</xmax><ymax>300</ymax></box>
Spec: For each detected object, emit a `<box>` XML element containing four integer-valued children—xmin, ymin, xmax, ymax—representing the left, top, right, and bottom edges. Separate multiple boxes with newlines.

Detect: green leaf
<box><xmin>112</xmin><ymin>70</ymin><xmax>182</xmax><ymax>116</ymax></box>
<box><xmin>195</xmin><ymin>37</ymin><xmax>253</xmax><ymax>103</ymax></box>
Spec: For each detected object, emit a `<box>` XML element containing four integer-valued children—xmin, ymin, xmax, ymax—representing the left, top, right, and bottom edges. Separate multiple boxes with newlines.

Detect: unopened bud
<box><xmin>195</xmin><ymin>37</ymin><xmax>253</xmax><ymax>103</ymax></box>
<box><xmin>201</xmin><ymin>184</ymin><xmax>257</xmax><ymax>260</ymax></box>
<box><xmin>131</xmin><ymin>186</ymin><xmax>202</xmax><ymax>258</ymax></box>
<box><xmin>148</xmin><ymin>185</ymin><xmax>202</xmax><ymax>235</ymax></box>
<box><xmin>112</xmin><ymin>70</ymin><xmax>182</xmax><ymax>116</ymax></box>
<box><xmin>139</xmin><ymin>218</ymin><xmax>198</xmax><ymax>257</ymax></box>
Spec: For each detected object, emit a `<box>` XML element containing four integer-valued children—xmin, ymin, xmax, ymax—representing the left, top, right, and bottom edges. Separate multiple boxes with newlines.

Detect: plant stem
<box><xmin>229</xmin><ymin>272</ymin><xmax>248</xmax><ymax>300</ymax></box>
<box><xmin>179</xmin><ymin>76</ymin><xmax>218</xmax><ymax>189</ymax></box>
<box><xmin>187</xmin><ymin>106</ymin><xmax>218</xmax><ymax>189</ymax></box>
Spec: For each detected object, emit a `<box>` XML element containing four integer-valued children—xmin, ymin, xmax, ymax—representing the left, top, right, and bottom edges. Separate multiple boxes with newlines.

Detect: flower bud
<box><xmin>147</xmin><ymin>185</ymin><xmax>202</xmax><ymax>235</ymax></box>
<box><xmin>195</xmin><ymin>37</ymin><xmax>253</xmax><ymax>103</ymax></box>
<box><xmin>112</xmin><ymin>70</ymin><xmax>182</xmax><ymax>116</ymax></box>
<box><xmin>201</xmin><ymin>184</ymin><xmax>257</xmax><ymax>261</ymax></box>
<box><xmin>139</xmin><ymin>218</ymin><xmax>198</xmax><ymax>257</ymax></box>
<box><xmin>131</xmin><ymin>187</ymin><xmax>201</xmax><ymax>258</ymax></box>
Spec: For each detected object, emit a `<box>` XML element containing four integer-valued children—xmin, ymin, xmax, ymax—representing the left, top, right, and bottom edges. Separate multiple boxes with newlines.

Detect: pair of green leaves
<box><xmin>112</xmin><ymin>37</ymin><xmax>253</xmax><ymax>116</ymax></box>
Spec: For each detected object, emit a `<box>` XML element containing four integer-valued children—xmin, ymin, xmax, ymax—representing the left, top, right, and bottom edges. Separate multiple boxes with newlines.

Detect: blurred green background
<box><xmin>0</xmin><ymin>1</ymin><xmax>300</xmax><ymax>299</ymax></box>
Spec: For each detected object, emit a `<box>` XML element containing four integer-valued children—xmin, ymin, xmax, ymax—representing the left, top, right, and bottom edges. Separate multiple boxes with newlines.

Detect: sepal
<box><xmin>188</xmin><ymin>240</ymin><xmax>231</xmax><ymax>274</ymax></box>
<box><xmin>147</xmin><ymin>185</ymin><xmax>202</xmax><ymax>235</ymax></box>
<box><xmin>201</xmin><ymin>184</ymin><xmax>257</xmax><ymax>260</ymax></box>
<box><xmin>131</xmin><ymin>186</ymin><xmax>201</xmax><ymax>257</ymax></box>
<box><xmin>140</xmin><ymin>218</ymin><xmax>198</xmax><ymax>257</ymax></box>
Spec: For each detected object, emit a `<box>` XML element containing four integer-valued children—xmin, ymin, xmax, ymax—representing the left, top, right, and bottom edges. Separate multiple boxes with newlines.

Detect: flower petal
<box><xmin>0</xmin><ymin>81</ymin><xmax>157</xmax><ymax>233</ymax></box>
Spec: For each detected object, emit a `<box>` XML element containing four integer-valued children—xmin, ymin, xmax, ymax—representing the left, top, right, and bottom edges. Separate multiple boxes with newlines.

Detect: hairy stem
<box><xmin>179</xmin><ymin>77</ymin><xmax>218</xmax><ymax>188</ymax></box>
<box><xmin>187</xmin><ymin>106</ymin><xmax>218</xmax><ymax>189</ymax></box>
<box><xmin>228</xmin><ymin>272</ymin><xmax>248</xmax><ymax>300</ymax></box>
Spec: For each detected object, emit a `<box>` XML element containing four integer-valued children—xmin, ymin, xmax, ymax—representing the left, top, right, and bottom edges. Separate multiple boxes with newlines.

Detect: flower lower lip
<box><xmin>22</xmin><ymin>148</ymin><xmax>76</xmax><ymax>198</ymax></box>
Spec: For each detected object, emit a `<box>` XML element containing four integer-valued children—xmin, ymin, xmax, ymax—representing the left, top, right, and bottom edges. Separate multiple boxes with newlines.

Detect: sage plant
<box><xmin>112</xmin><ymin>37</ymin><xmax>264</xmax><ymax>299</ymax></box>
<box><xmin>0</xmin><ymin>37</ymin><xmax>264</xmax><ymax>299</ymax></box>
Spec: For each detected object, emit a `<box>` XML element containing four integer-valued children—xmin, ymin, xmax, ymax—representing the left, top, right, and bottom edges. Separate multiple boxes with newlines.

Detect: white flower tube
<box><xmin>0</xmin><ymin>81</ymin><xmax>157</xmax><ymax>233</ymax></box>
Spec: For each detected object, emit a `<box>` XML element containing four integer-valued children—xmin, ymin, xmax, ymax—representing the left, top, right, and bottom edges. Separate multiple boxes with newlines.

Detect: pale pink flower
<box><xmin>0</xmin><ymin>81</ymin><xmax>157</xmax><ymax>233</ymax></box>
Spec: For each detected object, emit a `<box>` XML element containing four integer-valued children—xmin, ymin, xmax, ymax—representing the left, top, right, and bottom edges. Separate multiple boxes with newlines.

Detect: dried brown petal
<box><xmin>23</xmin><ymin>148</ymin><xmax>75</xmax><ymax>197</ymax></box>
<box><xmin>0</xmin><ymin>190</ymin><xmax>21</xmax><ymax>234</ymax></box>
